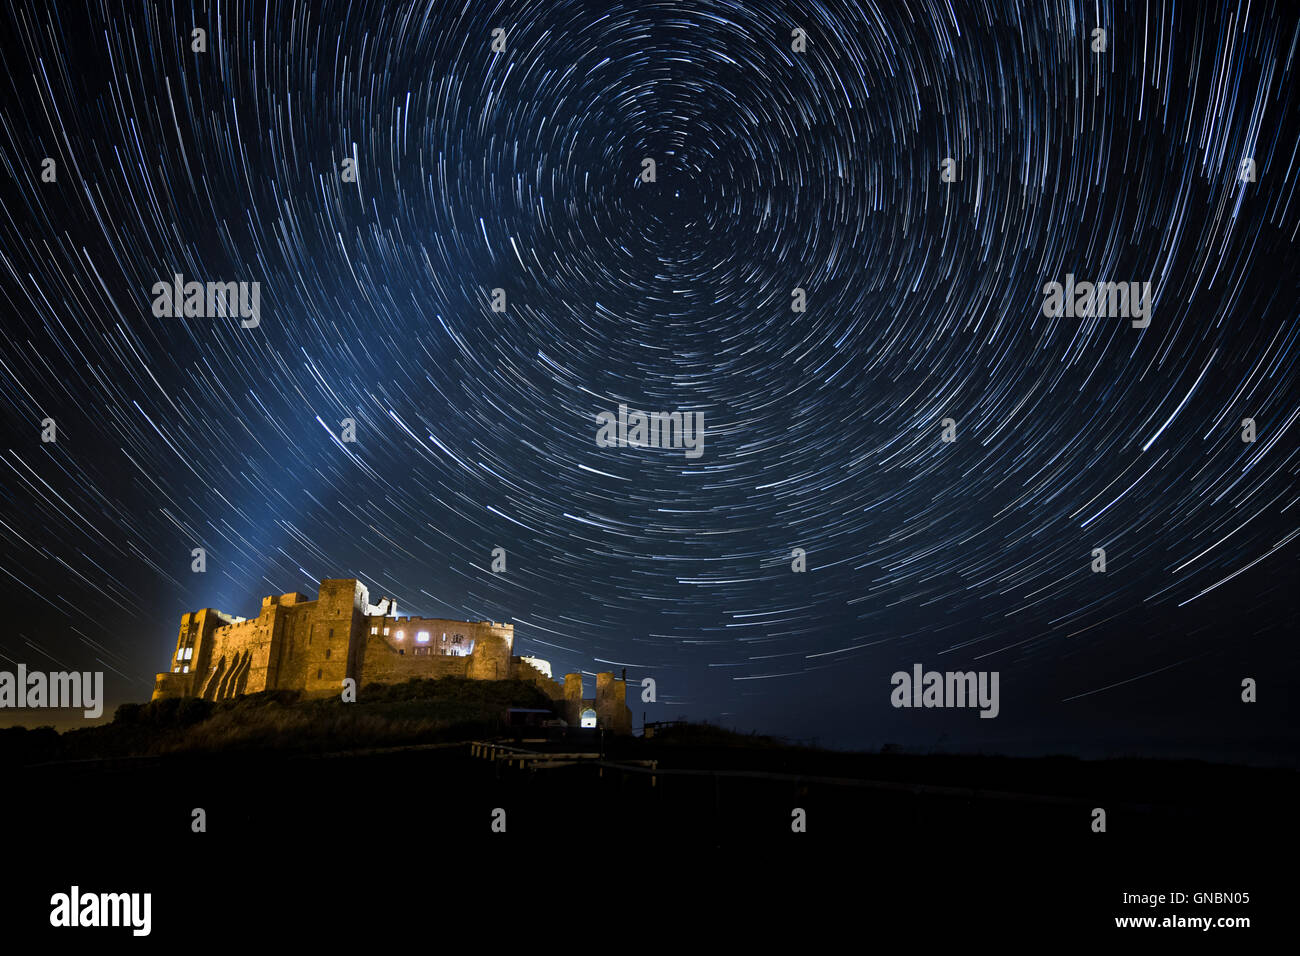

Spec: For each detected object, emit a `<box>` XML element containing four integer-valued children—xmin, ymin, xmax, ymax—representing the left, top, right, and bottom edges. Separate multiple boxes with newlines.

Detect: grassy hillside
<box><xmin>0</xmin><ymin>677</ymin><xmax>555</xmax><ymax>763</ymax></box>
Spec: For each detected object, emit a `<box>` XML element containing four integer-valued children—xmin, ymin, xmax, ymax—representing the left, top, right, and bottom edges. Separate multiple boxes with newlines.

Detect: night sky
<box><xmin>0</xmin><ymin>0</ymin><xmax>1295</xmax><ymax>759</ymax></box>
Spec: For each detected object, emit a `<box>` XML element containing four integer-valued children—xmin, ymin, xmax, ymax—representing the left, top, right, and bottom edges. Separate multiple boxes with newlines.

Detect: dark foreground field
<box><xmin>2</xmin><ymin>689</ymin><xmax>1293</xmax><ymax>940</ymax></box>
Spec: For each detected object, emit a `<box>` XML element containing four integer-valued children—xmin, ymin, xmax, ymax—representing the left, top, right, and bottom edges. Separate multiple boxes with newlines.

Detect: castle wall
<box><xmin>154</xmin><ymin>608</ymin><xmax>248</xmax><ymax>701</ymax></box>
<box><xmin>184</xmin><ymin>609</ymin><xmax>229</xmax><ymax>690</ymax></box>
<box><xmin>151</xmin><ymin>671</ymin><xmax>190</xmax><ymax>701</ymax></box>
<box><xmin>198</xmin><ymin>616</ymin><xmax>278</xmax><ymax>699</ymax></box>
<box><xmin>596</xmin><ymin>673</ymin><xmax>631</xmax><ymax>734</ymax></box>
<box><xmin>513</xmin><ymin>657</ymin><xmax>565</xmax><ymax>701</ymax></box>
<box><xmin>267</xmin><ymin>600</ymin><xmax>316</xmax><ymax>693</ymax></box>
<box><xmin>359</xmin><ymin>632</ymin><xmax>472</xmax><ymax>685</ymax></box>
<box><xmin>466</xmin><ymin>630</ymin><xmax>512</xmax><ymax>680</ymax></box>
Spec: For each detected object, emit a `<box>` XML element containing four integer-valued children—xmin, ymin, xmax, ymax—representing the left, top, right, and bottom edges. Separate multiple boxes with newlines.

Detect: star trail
<box><xmin>0</xmin><ymin>0</ymin><xmax>1296</xmax><ymax>755</ymax></box>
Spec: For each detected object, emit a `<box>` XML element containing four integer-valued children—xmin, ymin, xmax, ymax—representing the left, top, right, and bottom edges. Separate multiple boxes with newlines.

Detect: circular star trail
<box><xmin>0</xmin><ymin>0</ymin><xmax>1296</xmax><ymax>753</ymax></box>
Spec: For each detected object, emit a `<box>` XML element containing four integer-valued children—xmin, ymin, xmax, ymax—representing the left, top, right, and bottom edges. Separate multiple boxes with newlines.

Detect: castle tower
<box><xmin>563</xmin><ymin>673</ymin><xmax>584</xmax><ymax>727</ymax></box>
<box><xmin>596</xmin><ymin>672</ymin><xmax>631</xmax><ymax>734</ymax></box>
<box><xmin>466</xmin><ymin>623</ymin><xmax>513</xmax><ymax>680</ymax></box>
<box><xmin>152</xmin><ymin>607</ymin><xmax>230</xmax><ymax>701</ymax></box>
<box><xmin>302</xmin><ymin>579</ymin><xmax>369</xmax><ymax>696</ymax></box>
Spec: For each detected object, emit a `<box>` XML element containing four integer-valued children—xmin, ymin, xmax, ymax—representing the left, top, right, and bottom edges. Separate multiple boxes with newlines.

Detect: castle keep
<box><xmin>152</xmin><ymin>578</ymin><xmax>631</xmax><ymax>732</ymax></box>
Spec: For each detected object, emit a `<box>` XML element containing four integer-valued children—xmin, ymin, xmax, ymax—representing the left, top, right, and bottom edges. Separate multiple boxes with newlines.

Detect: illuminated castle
<box><xmin>151</xmin><ymin>577</ymin><xmax>631</xmax><ymax>732</ymax></box>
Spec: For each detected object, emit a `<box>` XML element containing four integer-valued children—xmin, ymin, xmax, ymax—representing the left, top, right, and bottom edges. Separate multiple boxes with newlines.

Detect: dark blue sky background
<box><xmin>0</xmin><ymin>0</ymin><xmax>1295</xmax><ymax>760</ymax></box>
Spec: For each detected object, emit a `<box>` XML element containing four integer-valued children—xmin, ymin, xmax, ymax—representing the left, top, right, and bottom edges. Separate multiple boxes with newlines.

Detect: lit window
<box><xmin>384</xmin><ymin>628</ymin><xmax>389</xmax><ymax>635</ymax></box>
<box><xmin>371</xmin><ymin>626</ymin><xmax>378</xmax><ymax>635</ymax></box>
<box><xmin>396</xmin><ymin>630</ymin><xmax>404</xmax><ymax>640</ymax></box>
<box><xmin>417</xmin><ymin>631</ymin><xmax>430</xmax><ymax>643</ymax></box>
<box><xmin>441</xmin><ymin>633</ymin><xmax>447</xmax><ymax>642</ymax></box>
<box><xmin>184</xmin><ymin>648</ymin><xmax>193</xmax><ymax>660</ymax></box>
<box><xmin>173</xmin><ymin>667</ymin><xmax>180</xmax><ymax>673</ymax></box>
<box><xmin>182</xmin><ymin>666</ymin><xmax>190</xmax><ymax>673</ymax></box>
